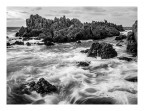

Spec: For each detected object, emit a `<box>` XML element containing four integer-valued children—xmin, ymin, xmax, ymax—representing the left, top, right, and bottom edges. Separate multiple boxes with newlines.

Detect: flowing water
<box><xmin>7</xmin><ymin>28</ymin><xmax>137</xmax><ymax>104</ymax></box>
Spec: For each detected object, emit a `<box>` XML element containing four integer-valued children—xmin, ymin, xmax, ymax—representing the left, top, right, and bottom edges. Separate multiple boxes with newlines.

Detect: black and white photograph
<box><xmin>6</xmin><ymin>6</ymin><xmax>137</xmax><ymax>105</ymax></box>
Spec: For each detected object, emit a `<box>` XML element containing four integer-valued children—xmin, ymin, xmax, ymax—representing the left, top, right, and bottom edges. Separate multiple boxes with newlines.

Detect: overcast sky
<box><xmin>7</xmin><ymin>7</ymin><xmax>137</xmax><ymax>27</ymax></box>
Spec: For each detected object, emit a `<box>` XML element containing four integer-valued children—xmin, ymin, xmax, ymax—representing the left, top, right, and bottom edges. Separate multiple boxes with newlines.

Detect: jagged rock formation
<box><xmin>87</xmin><ymin>42</ymin><xmax>117</xmax><ymax>59</ymax></box>
<box><xmin>15</xmin><ymin>14</ymin><xmax>124</xmax><ymax>43</ymax></box>
<box><xmin>12</xmin><ymin>78</ymin><xmax>57</xmax><ymax>95</ymax></box>
<box><xmin>126</xmin><ymin>21</ymin><xmax>137</xmax><ymax>56</ymax></box>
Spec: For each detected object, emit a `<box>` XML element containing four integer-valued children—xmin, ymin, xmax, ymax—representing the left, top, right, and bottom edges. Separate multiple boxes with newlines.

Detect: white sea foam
<box><xmin>7</xmin><ymin>34</ymin><xmax>137</xmax><ymax>104</ymax></box>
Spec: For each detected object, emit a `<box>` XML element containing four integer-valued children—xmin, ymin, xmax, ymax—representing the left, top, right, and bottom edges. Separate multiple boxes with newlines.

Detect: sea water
<box><xmin>7</xmin><ymin>28</ymin><xmax>137</xmax><ymax>104</ymax></box>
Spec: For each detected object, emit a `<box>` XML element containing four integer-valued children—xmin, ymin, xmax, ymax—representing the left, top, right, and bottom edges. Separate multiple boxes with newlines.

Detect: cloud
<box><xmin>35</xmin><ymin>7</ymin><xmax>42</xmax><ymax>10</ymax></box>
<box><xmin>45</xmin><ymin>14</ymin><xmax>55</xmax><ymax>17</ymax></box>
<box><xmin>21</xmin><ymin>11</ymin><xmax>29</xmax><ymax>14</ymax></box>
<box><xmin>60</xmin><ymin>10</ymin><xmax>72</xmax><ymax>14</ymax></box>
<box><xmin>7</xmin><ymin>18</ymin><xmax>24</xmax><ymax>20</ymax></box>
<box><xmin>90</xmin><ymin>12</ymin><xmax>107</xmax><ymax>16</ymax></box>
<box><xmin>111</xmin><ymin>12</ymin><xmax>124</xmax><ymax>16</ymax></box>
<box><xmin>83</xmin><ymin>7</ymin><xmax>106</xmax><ymax>12</ymax></box>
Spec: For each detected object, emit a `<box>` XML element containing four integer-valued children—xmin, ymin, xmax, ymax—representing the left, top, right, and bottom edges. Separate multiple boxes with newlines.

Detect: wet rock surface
<box><xmin>12</xmin><ymin>78</ymin><xmax>57</xmax><ymax>95</ymax></box>
<box><xmin>87</xmin><ymin>42</ymin><xmax>117</xmax><ymax>59</ymax></box>
<box><xmin>126</xmin><ymin>21</ymin><xmax>137</xmax><ymax>56</ymax></box>
<box><xmin>26</xmin><ymin>42</ymin><xmax>31</xmax><ymax>46</ymax></box>
<box><xmin>77</xmin><ymin>61</ymin><xmax>90</xmax><ymax>67</ymax></box>
<box><xmin>15</xmin><ymin>14</ymin><xmax>123</xmax><ymax>44</ymax></box>
<box><xmin>13</xmin><ymin>41</ymin><xmax>24</xmax><ymax>45</ymax></box>
<box><xmin>118</xmin><ymin>57</ymin><xmax>133</xmax><ymax>62</ymax></box>
<box><xmin>80</xmin><ymin>49</ymin><xmax>89</xmax><ymax>53</ymax></box>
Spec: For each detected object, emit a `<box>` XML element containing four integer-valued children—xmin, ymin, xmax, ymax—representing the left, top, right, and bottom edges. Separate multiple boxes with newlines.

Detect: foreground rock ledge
<box><xmin>87</xmin><ymin>42</ymin><xmax>117</xmax><ymax>59</ymax></box>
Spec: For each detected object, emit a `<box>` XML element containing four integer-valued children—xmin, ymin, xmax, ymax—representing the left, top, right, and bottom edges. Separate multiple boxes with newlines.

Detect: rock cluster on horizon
<box><xmin>15</xmin><ymin>14</ymin><xmax>124</xmax><ymax>43</ymax></box>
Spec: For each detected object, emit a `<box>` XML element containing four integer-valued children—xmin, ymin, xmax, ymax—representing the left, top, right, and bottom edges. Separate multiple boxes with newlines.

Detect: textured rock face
<box><xmin>132</xmin><ymin>20</ymin><xmax>137</xmax><ymax>42</ymax></box>
<box><xmin>16</xmin><ymin>14</ymin><xmax>124</xmax><ymax>43</ymax></box>
<box><xmin>126</xmin><ymin>21</ymin><xmax>137</xmax><ymax>56</ymax></box>
<box><xmin>88</xmin><ymin>42</ymin><xmax>117</xmax><ymax>59</ymax></box>
<box><xmin>44</xmin><ymin>41</ymin><xmax>55</xmax><ymax>46</ymax></box>
<box><xmin>15</xmin><ymin>26</ymin><xmax>26</xmax><ymax>37</ymax></box>
<box><xmin>26</xmin><ymin>14</ymin><xmax>49</xmax><ymax>29</ymax></box>
<box><xmin>12</xmin><ymin>78</ymin><xmax>57</xmax><ymax>95</ymax></box>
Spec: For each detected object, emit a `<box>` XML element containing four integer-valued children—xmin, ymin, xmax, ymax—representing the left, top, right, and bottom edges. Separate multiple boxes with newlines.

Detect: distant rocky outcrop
<box><xmin>15</xmin><ymin>14</ymin><xmax>124</xmax><ymax>44</ymax></box>
<box><xmin>87</xmin><ymin>42</ymin><xmax>117</xmax><ymax>59</ymax></box>
<box><xmin>126</xmin><ymin>21</ymin><xmax>137</xmax><ymax>56</ymax></box>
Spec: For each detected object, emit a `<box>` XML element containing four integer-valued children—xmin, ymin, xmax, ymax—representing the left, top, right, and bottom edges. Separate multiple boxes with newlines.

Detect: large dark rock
<box><xmin>12</xmin><ymin>78</ymin><xmax>57</xmax><ymax>96</ymax></box>
<box><xmin>88</xmin><ymin>42</ymin><xmax>117</xmax><ymax>59</ymax></box>
<box><xmin>126</xmin><ymin>21</ymin><xmax>137</xmax><ymax>56</ymax></box>
<box><xmin>34</xmin><ymin>78</ymin><xmax>57</xmax><ymax>94</ymax></box>
<box><xmin>15</xmin><ymin>14</ymin><xmax>124</xmax><ymax>43</ymax></box>
<box><xmin>7</xmin><ymin>42</ymin><xmax>11</xmax><ymax>46</ymax></box>
<box><xmin>26</xmin><ymin>42</ymin><xmax>31</xmax><ymax>46</ymax></box>
<box><xmin>15</xmin><ymin>32</ymin><xmax>19</xmax><ymax>37</ymax></box>
<box><xmin>16</xmin><ymin>26</ymin><xmax>26</xmax><ymax>37</ymax></box>
<box><xmin>132</xmin><ymin>21</ymin><xmax>137</xmax><ymax>42</ymax></box>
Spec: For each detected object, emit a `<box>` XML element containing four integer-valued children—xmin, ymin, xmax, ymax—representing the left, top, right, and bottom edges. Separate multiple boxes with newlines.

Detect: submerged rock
<box><xmin>88</xmin><ymin>42</ymin><xmax>117</xmax><ymax>59</ymax></box>
<box><xmin>118</xmin><ymin>57</ymin><xmax>133</xmax><ymax>62</ymax></box>
<box><xmin>13</xmin><ymin>41</ymin><xmax>24</xmax><ymax>45</ymax></box>
<box><xmin>76</xmin><ymin>40</ymin><xmax>81</xmax><ymax>43</ymax></box>
<box><xmin>80</xmin><ymin>49</ymin><xmax>89</xmax><ymax>53</ymax></box>
<box><xmin>44</xmin><ymin>41</ymin><xmax>55</xmax><ymax>46</ymax></box>
<box><xmin>26</xmin><ymin>42</ymin><xmax>31</xmax><ymax>46</ymax></box>
<box><xmin>125</xmin><ymin>76</ymin><xmax>137</xmax><ymax>82</ymax></box>
<box><xmin>7</xmin><ymin>42</ymin><xmax>11</xmax><ymax>46</ymax></box>
<box><xmin>77</xmin><ymin>61</ymin><xmax>90</xmax><ymax>67</ymax></box>
<box><xmin>37</xmin><ymin>42</ymin><xmax>44</xmax><ymax>45</ymax></box>
<box><xmin>75</xmin><ymin>97</ymin><xmax>116</xmax><ymax>104</ymax></box>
